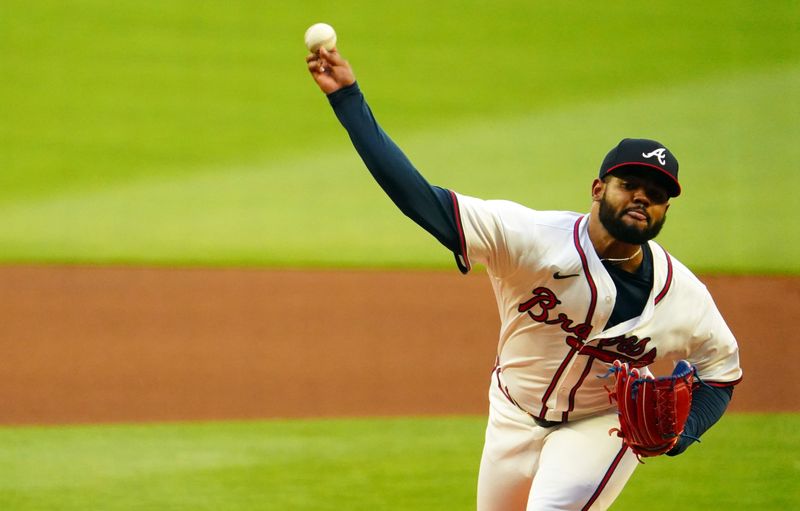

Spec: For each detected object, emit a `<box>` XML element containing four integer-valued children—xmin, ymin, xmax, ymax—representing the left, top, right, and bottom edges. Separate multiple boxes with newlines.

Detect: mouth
<box><xmin>623</xmin><ymin>208</ymin><xmax>649</xmax><ymax>223</ymax></box>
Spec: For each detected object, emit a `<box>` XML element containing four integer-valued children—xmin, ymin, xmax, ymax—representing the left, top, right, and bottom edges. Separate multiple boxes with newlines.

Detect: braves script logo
<box><xmin>642</xmin><ymin>148</ymin><xmax>667</xmax><ymax>165</ymax></box>
<box><xmin>517</xmin><ymin>286</ymin><xmax>656</xmax><ymax>367</ymax></box>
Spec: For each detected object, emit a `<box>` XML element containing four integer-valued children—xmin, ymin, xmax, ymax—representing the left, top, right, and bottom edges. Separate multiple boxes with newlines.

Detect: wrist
<box><xmin>327</xmin><ymin>81</ymin><xmax>360</xmax><ymax>106</ymax></box>
<box><xmin>665</xmin><ymin>435</ymin><xmax>696</xmax><ymax>456</ymax></box>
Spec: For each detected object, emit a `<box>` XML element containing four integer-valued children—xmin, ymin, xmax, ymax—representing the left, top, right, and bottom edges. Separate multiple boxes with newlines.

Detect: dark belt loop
<box><xmin>533</xmin><ymin>416</ymin><xmax>563</xmax><ymax>428</ymax></box>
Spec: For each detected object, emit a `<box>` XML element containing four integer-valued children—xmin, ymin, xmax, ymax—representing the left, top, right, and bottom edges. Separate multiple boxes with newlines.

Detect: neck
<box><xmin>587</xmin><ymin>212</ymin><xmax>645</xmax><ymax>272</ymax></box>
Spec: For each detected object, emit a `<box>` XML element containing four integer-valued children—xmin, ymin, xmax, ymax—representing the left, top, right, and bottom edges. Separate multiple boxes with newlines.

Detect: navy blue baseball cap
<box><xmin>599</xmin><ymin>138</ymin><xmax>681</xmax><ymax>197</ymax></box>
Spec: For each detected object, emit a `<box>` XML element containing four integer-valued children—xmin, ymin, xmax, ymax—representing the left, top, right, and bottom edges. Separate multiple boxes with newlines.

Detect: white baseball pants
<box><xmin>477</xmin><ymin>377</ymin><xmax>640</xmax><ymax>510</ymax></box>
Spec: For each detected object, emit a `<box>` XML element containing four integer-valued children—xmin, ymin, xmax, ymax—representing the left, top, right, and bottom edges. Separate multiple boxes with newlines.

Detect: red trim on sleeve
<box><xmin>654</xmin><ymin>245</ymin><xmax>673</xmax><ymax>305</ymax></box>
<box><xmin>448</xmin><ymin>191</ymin><xmax>471</xmax><ymax>273</ymax></box>
<box><xmin>701</xmin><ymin>377</ymin><xmax>743</xmax><ymax>388</ymax></box>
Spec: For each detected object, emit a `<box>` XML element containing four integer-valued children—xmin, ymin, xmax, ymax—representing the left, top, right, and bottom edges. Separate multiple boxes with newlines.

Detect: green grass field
<box><xmin>1</xmin><ymin>0</ymin><xmax>798</xmax><ymax>272</ymax></box>
<box><xmin>0</xmin><ymin>415</ymin><xmax>797</xmax><ymax>510</ymax></box>
<box><xmin>1</xmin><ymin>2</ymin><xmax>797</xmax><ymax>510</ymax></box>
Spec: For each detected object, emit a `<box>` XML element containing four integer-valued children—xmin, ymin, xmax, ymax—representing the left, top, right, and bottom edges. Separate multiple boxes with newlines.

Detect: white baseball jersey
<box><xmin>326</xmin><ymin>82</ymin><xmax>739</xmax><ymax>509</ymax></box>
<box><xmin>452</xmin><ymin>192</ymin><xmax>743</xmax><ymax>423</ymax></box>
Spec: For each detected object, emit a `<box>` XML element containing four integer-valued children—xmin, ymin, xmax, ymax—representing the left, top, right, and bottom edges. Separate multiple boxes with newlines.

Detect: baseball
<box><xmin>304</xmin><ymin>23</ymin><xmax>337</xmax><ymax>53</ymax></box>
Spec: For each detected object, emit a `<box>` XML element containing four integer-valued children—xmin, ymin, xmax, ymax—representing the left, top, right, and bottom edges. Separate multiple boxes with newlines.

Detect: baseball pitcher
<box><xmin>306</xmin><ymin>47</ymin><xmax>742</xmax><ymax>511</ymax></box>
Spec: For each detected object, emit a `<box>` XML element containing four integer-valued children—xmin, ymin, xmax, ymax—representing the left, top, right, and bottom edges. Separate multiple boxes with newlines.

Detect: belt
<box><xmin>532</xmin><ymin>416</ymin><xmax>563</xmax><ymax>428</ymax></box>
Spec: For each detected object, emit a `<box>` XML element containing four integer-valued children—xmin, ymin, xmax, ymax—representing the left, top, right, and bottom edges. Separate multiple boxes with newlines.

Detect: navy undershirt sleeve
<box><xmin>327</xmin><ymin>82</ymin><xmax>460</xmax><ymax>253</ymax></box>
<box><xmin>667</xmin><ymin>384</ymin><xmax>733</xmax><ymax>456</ymax></box>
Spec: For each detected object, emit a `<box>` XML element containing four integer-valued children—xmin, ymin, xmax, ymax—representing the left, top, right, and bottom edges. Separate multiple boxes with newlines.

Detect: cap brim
<box><xmin>603</xmin><ymin>162</ymin><xmax>681</xmax><ymax>197</ymax></box>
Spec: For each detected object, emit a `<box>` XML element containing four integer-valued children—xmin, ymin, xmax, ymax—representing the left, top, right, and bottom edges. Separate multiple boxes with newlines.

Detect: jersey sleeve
<box><xmin>452</xmin><ymin>193</ymin><xmax>535</xmax><ymax>277</ymax></box>
<box><xmin>687</xmin><ymin>293</ymin><xmax>743</xmax><ymax>386</ymax></box>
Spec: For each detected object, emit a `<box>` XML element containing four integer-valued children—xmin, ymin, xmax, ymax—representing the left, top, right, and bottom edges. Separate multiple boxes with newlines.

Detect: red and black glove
<box><xmin>609</xmin><ymin>360</ymin><xmax>694</xmax><ymax>458</ymax></box>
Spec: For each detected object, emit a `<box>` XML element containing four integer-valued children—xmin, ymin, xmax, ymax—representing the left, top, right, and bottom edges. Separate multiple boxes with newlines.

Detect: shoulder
<box><xmin>668</xmin><ymin>253</ymin><xmax>709</xmax><ymax>295</ymax></box>
<box><xmin>653</xmin><ymin>246</ymin><xmax>716</xmax><ymax>304</ymax></box>
<box><xmin>454</xmin><ymin>193</ymin><xmax>579</xmax><ymax>230</ymax></box>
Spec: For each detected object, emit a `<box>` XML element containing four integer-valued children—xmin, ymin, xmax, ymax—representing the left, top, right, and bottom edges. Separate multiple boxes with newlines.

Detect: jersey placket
<box><xmin>538</xmin><ymin>216</ymin><xmax>617</xmax><ymax>420</ymax></box>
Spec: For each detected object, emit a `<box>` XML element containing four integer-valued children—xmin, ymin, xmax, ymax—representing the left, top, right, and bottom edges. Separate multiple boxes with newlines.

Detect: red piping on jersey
<box><xmin>564</xmin><ymin>356</ymin><xmax>596</xmax><ymax>421</ymax></box>
<box><xmin>494</xmin><ymin>365</ymin><xmax>525</xmax><ymax>410</ymax></box>
<box><xmin>538</xmin><ymin>351</ymin><xmax>577</xmax><ymax>418</ymax></box>
<box><xmin>654</xmin><ymin>245</ymin><xmax>673</xmax><ymax>304</ymax></box>
<box><xmin>449</xmin><ymin>191</ymin><xmax>471</xmax><ymax>273</ymax></box>
<box><xmin>560</xmin><ymin>239</ymin><xmax>674</xmax><ymax>419</ymax></box>
<box><xmin>538</xmin><ymin>216</ymin><xmax>598</xmax><ymax>419</ymax></box>
<box><xmin>581</xmin><ymin>444</ymin><xmax>629</xmax><ymax>510</ymax></box>
<box><xmin>574</xmin><ymin>217</ymin><xmax>600</xmax><ymax>321</ymax></box>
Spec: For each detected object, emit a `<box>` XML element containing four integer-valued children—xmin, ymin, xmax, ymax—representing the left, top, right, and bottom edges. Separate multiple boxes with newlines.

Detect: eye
<box><xmin>647</xmin><ymin>188</ymin><xmax>669</xmax><ymax>204</ymax></box>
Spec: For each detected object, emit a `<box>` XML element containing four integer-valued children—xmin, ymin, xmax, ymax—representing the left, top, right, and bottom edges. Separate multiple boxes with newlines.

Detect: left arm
<box><xmin>667</xmin><ymin>384</ymin><xmax>733</xmax><ymax>456</ymax></box>
<box><xmin>667</xmin><ymin>282</ymin><xmax>742</xmax><ymax>455</ymax></box>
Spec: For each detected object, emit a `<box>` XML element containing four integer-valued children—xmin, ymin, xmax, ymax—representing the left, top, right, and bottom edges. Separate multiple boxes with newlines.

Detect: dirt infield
<box><xmin>1</xmin><ymin>266</ymin><xmax>797</xmax><ymax>425</ymax></box>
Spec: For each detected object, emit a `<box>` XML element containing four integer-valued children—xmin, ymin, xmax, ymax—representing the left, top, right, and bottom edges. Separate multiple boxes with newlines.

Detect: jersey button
<box><xmin>604</xmin><ymin>296</ymin><xmax>612</xmax><ymax>303</ymax></box>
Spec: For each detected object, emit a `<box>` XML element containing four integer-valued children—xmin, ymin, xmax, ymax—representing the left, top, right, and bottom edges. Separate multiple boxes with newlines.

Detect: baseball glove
<box><xmin>609</xmin><ymin>359</ymin><xmax>694</xmax><ymax>458</ymax></box>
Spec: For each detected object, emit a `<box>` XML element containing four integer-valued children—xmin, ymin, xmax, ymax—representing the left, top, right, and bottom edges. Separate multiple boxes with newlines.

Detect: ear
<box><xmin>591</xmin><ymin>178</ymin><xmax>605</xmax><ymax>202</ymax></box>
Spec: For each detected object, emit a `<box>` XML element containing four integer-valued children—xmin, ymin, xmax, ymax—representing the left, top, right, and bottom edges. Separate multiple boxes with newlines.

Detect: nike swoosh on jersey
<box><xmin>553</xmin><ymin>271</ymin><xmax>580</xmax><ymax>280</ymax></box>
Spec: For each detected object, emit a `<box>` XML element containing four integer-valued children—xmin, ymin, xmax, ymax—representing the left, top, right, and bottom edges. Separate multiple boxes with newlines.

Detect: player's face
<box><xmin>597</xmin><ymin>172</ymin><xmax>670</xmax><ymax>244</ymax></box>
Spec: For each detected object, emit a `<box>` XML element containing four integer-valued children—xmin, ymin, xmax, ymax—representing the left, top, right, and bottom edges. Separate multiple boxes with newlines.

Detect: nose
<box><xmin>632</xmin><ymin>186</ymin><xmax>651</xmax><ymax>206</ymax></box>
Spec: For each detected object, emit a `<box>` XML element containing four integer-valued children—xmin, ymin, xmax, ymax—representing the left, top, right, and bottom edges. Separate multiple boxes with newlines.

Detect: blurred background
<box><xmin>1</xmin><ymin>1</ymin><xmax>798</xmax><ymax>510</ymax></box>
<box><xmin>1</xmin><ymin>0</ymin><xmax>798</xmax><ymax>271</ymax></box>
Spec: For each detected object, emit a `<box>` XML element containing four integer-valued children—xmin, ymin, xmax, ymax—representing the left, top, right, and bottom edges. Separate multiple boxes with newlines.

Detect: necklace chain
<box><xmin>601</xmin><ymin>246</ymin><xmax>642</xmax><ymax>264</ymax></box>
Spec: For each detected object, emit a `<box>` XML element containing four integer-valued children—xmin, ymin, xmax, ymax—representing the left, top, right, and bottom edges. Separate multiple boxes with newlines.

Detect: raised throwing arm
<box><xmin>306</xmin><ymin>48</ymin><xmax>462</xmax><ymax>256</ymax></box>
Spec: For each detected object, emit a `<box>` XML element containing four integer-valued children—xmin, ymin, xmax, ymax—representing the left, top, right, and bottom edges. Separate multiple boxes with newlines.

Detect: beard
<box><xmin>598</xmin><ymin>194</ymin><xmax>667</xmax><ymax>244</ymax></box>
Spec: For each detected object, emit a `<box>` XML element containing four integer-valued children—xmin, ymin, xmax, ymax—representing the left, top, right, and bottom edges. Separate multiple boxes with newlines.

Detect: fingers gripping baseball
<box><xmin>307</xmin><ymin>47</ymin><xmax>356</xmax><ymax>95</ymax></box>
